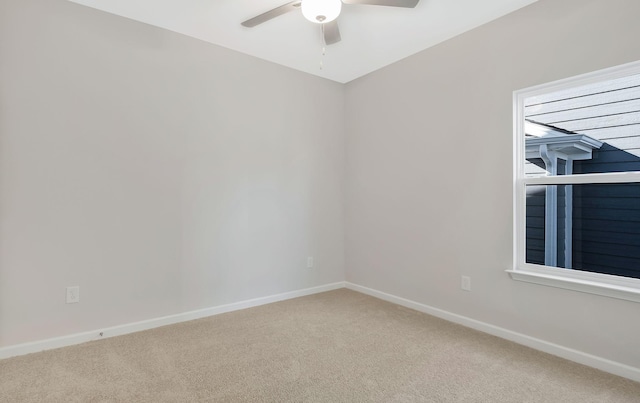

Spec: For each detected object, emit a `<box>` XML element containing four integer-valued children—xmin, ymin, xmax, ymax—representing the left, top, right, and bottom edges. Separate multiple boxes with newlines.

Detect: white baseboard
<box><xmin>345</xmin><ymin>282</ymin><xmax>640</xmax><ymax>383</ymax></box>
<box><xmin>0</xmin><ymin>281</ymin><xmax>346</xmax><ymax>360</ymax></box>
<box><xmin>4</xmin><ymin>280</ymin><xmax>639</xmax><ymax>384</ymax></box>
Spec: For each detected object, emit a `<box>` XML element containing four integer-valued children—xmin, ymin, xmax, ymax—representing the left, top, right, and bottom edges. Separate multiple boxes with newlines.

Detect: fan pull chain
<box><xmin>320</xmin><ymin>24</ymin><xmax>326</xmax><ymax>70</ymax></box>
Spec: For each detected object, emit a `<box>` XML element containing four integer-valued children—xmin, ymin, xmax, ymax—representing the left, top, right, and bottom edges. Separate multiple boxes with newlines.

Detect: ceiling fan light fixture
<box><xmin>302</xmin><ymin>0</ymin><xmax>342</xmax><ymax>24</ymax></box>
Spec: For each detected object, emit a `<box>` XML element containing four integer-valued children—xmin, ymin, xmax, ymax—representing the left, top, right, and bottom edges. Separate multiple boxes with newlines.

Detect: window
<box><xmin>510</xmin><ymin>60</ymin><xmax>640</xmax><ymax>302</ymax></box>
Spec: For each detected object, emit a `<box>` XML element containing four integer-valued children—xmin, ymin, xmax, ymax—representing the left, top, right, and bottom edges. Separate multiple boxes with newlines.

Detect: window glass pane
<box><xmin>525</xmin><ymin>185</ymin><xmax>546</xmax><ymax>265</ymax></box>
<box><xmin>525</xmin><ymin>183</ymin><xmax>640</xmax><ymax>279</ymax></box>
<box><xmin>523</xmin><ymin>73</ymin><xmax>640</xmax><ymax>176</ymax></box>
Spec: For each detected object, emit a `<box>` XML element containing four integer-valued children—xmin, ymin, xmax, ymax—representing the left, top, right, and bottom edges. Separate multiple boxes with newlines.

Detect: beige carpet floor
<box><xmin>1</xmin><ymin>289</ymin><xmax>639</xmax><ymax>402</ymax></box>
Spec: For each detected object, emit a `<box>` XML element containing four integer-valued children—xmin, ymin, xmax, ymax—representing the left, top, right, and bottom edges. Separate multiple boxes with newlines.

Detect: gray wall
<box><xmin>344</xmin><ymin>0</ymin><xmax>640</xmax><ymax>368</ymax></box>
<box><xmin>0</xmin><ymin>0</ymin><xmax>345</xmax><ymax>346</ymax></box>
<box><xmin>2</xmin><ymin>0</ymin><xmax>640</xmax><ymax>372</ymax></box>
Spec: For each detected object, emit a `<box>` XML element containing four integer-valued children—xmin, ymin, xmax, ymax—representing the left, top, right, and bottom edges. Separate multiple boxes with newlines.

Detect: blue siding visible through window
<box><xmin>572</xmin><ymin>183</ymin><xmax>640</xmax><ymax>279</ymax></box>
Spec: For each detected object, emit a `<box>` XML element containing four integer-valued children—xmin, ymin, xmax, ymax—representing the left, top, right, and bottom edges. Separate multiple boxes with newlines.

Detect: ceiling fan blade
<box><xmin>341</xmin><ymin>0</ymin><xmax>419</xmax><ymax>8</ymax></box>
<box><xmin>323</xmin><ymin>21</ymin><xmax>341</xmax><ymax>45</ymax></box>
<box><xmin>241</xmin><ymin>1</ymin><xmax>302</xmax><ymax>28</ymax></box>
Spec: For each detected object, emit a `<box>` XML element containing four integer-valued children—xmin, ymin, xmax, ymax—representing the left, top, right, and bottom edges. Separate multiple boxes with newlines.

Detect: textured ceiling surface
<box><xmin>68</xmin><ymin>0</ymin><xmax>537</xmax><ymax>83</ymax></box>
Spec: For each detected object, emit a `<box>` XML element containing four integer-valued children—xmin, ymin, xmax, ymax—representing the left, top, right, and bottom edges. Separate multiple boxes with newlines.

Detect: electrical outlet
<box><xmin>66</xmin><ymin>286</ymin><xmax>80</xmax><ymax>303</ymax></box>
<box><xmin>461</xmin><ymin>276</ymin><xmax>471</xmax><ymax>291</ymax></box>
<box><xmin>307</xmin><ymin>256</ymin><xmax>314</xmax><ymax>268</ymax></box>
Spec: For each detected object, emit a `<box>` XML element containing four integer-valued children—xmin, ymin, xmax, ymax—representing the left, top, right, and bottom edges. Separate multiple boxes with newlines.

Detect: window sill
<box><xmin>506</xmin><ymin>269</ymin><xmax>640</xmax><ymax>303</ymax></box>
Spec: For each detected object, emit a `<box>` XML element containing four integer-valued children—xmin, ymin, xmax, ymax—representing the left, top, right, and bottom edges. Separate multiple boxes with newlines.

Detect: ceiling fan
<box><xmin>241</xmin><ymin>0</ymin><xmax>420</xmax><ymax>45</ymax></box>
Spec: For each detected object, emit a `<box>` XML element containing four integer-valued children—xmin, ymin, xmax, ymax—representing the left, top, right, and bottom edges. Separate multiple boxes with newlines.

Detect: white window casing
<box><xmin>510</xmin><ymin>60</ymin><xmax>640</xmax><ymax>303</ymax></box>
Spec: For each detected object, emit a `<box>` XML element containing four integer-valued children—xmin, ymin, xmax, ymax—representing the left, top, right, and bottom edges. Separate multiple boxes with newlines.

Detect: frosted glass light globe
<box><xmin>302</xmin><ymin>0</ymin><xmax>342</xmax><ymax>24</ymax></box>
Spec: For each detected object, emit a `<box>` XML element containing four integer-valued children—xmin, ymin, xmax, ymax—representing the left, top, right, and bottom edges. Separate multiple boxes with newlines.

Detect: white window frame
<box><xmin>508</xmin><ymin>60</ymin><xmax>640</xmax><ymax>303</ymax></box>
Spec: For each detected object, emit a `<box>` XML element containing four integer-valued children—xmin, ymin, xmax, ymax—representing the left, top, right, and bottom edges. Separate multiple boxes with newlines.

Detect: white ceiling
<box><xmin>68</xmin><ymin>0</ymin><xmax>537</xmax><ymax>83</ymax></box>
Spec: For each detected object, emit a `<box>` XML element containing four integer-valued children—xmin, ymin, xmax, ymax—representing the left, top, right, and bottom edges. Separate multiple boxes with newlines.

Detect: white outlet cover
<box><xmin>307</xmin><ymin>257</ymin><xmax>314</xmax><ymax>268</ymax></box>
<box><xmin>66</xmin><ymin>286</ymin><xmax>80</xmax><ymax>303</ymax></box>
<box><xmin>461</xmin><ymin>276</ymin><xmax>471</xmax><ymax>291</ymax></box>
